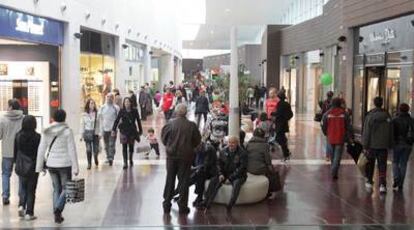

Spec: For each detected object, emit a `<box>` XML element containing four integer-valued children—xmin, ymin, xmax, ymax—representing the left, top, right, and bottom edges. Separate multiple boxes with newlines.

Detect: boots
<box><xmin>87</xmin><ymin>151</ymin><xmax>92</xmax><ymax>170</ymax></box>
<box><xmin>129</xmin><ymin>152</ymin><xmax>134</xmax><ymax>166</ymax></box>
<box><xmin>94</xmin><ymin>154</ymin><xmax>99</xmax><ymax>166</ymax></box>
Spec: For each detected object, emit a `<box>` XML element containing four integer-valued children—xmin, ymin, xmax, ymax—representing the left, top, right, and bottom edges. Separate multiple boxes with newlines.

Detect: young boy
<box><xmin>146</xmin><ymin>128</ymin><xmax>160</xmax><ymax>156</ymax></box>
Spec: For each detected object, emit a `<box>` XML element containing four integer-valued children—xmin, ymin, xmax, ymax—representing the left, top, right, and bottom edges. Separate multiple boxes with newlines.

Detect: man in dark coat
<box><xmin>203</xmin><ymin>136</ymin><xmax>248</xmax><ymax>212</ymax></box>
<box><xmin>161</xmin><ymin>104</ymin><xmax>201</xmax><ymax>214</ymax></box>
<box><xmin>138</xmin><ymin>87</ymin><xmax>152</xmax><ymax>120</ymax></box>
<box><xmin>195</xmin><ymin>91</ymin><xmax>210</xmax><ymax>128</ymax></box>
<box><xmin>272</xmin><ymin>91</ymin><xmax>293</xmax><ymax>162</ymax></box>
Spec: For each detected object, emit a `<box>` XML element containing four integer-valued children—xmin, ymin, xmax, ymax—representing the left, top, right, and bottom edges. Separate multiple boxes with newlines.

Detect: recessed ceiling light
<box><xmin>225</xmin><ymin>9</ymin><xmax>231</xmax><ymax>13</ymax></box>
<box><xmin>210</xmin><ymin>30</ymin><xmax>214</xmax><ymax>34</ymax></box>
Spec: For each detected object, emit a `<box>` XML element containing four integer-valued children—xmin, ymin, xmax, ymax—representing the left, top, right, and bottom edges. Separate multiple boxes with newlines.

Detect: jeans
<box><xmin>49</xmin><ymin>167</ymin><xmax>72</xmax><ymax>214</ymax></box>
<box><xmin>164</xmin><ymin>110</ymin><xmax>173</xmax><ymax>122</ymax></box>
<box><xmin>163</xmin><ymin>159</ymin><xmax>192</xmax><ymax>210</ymax></box>
<box><xmin>103</xmin><ymin>131</ymin><xmax>116</xmax><ymax>161</ymax></box>
<box><xmin>150</xmin><ymin>143</ymin><xmax>160</xmax><ymax>156</ymax></box>
<box><xmin>365</xmin><ymin>149</ymin><xmax>388</xmax><ymax>186</ymax></box>
<box><xmin>204</xmin><ymin>176</ymin><xmax>245</xmax><ymax>209</ymax></box>
<box><xmin>196</xmin><ymin>112</ymin><xmax>208</xmax><ymax>127</ymax></box>
<box><xmin>2</xmin><ymin>157</ymin><xmax>14</xmax><ymax>199</ymax></box>
<box><xmin>18</xmin><ymin>174</ymin><xmax>39</xmax><ymax>215</ymax></box>
<box><xmin>276</xmin><ymin>132</ymin><xmax>290</xmax><ymax>158</ymax></box>
<box><xmin>393</xmin><ymin>145</ymin><xmax>412</xmax><ymax>188</ymax></box>
<box><xmin>122</xmin><ymin>143</ymin><xmax>135</xmax><ymax>165</ymax></box>
<box><xmin>85</xmin><ymin>138</ymin><xmax>99</xmax><ymax>165</ymax></box>
<box><xmin>325</xmin><ymin>137</ymin><xmax>333</xmax><ymax>158</ymax></box>
<box><xmin>329</xmin><ymin>144</ymin><xmax>344</xmax><ymax>177</ymax></box>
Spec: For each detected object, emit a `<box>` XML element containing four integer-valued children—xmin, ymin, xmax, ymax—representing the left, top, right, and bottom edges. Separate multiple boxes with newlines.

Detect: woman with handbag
<box><xmin>14</xmin><ymin>115</ymin><xmax>40</xmax><ymax>220</ymax></box>
<box><xmin>112</xmin><ymin>97</ymin><xmax>143</xmax><ymax>169</ymax></box>
<box><xmin>80</xmin><ymin>99</ymin><xmax>101</xmax><ymax>170</ymax></box>
<box><xmin>36</xmin><ymin>109</ymin><xmax>79</xmax><ymax>224</ymax></box>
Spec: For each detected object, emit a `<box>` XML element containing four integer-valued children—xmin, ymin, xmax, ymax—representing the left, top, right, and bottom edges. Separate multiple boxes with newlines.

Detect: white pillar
<box><xmin>229</xmin><ymin>26</ymin><xmax>239</xmax><ymax>137</ymax></box>
<box><xmin>159</xmin><ymin>54</ymin><xmax>173</xmax><ymax>88</ymax></box>
<box><xmin>115</xmin><ymin>36</ymin><xmax>128</xmax><ymax>94</ymax></box>
<box><xmin>144</xmin><ymin>45</ymin><xmax>152</xmax><ymax>83</ymax></box>
<box><xmin>61</xmin><ymin>22</ymin><xmax>81</xmax><ymax>133</ymax></box>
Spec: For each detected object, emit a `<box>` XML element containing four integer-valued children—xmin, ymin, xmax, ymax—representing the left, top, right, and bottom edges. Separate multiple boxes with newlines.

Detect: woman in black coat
<box><xmin>195</xmin><ymin>91</ymin><xmax>210</xmax><ymax>127</ymax></box>
<box><xmin>272</xmin><ymin>92</ymin><xmax>293</xmax><ymax>161</ymax></box>
<box><xmin>112</xmin><ymin>97</ymin><xmax>143</xmax><ymax>169</ymax></box>
<box><xmin>14</xmin><ymin>115</ymin><xmax>41</xmax><ymax>220</ymax></box>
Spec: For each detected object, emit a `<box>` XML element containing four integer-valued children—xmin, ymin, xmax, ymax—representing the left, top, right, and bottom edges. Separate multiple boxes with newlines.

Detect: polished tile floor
<box><xmin>1</xmin><ymin>110</ymin><xmax>414</xmax><ymax>229</ymax></box>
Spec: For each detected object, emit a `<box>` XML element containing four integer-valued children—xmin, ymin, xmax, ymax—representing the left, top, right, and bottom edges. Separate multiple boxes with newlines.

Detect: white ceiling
<box><xmin>181</xmin><ymin>0</ymin><xmax>294</xmax><ymax>51</ymax></box>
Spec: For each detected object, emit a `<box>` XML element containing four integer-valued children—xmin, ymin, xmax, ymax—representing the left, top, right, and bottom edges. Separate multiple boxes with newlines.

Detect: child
<box><xmin>146</xmin><ymin>128</ymin><xmax>160</xmax><ymax>156</ymax></box>
<box><xmin>255</xmin><ymin>112</ymin><xmax>271</xmax><ymax>139</ymax></box>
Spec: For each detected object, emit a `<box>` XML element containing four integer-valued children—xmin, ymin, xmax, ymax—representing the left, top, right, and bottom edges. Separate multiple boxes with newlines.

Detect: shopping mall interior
<box><xmin>0</xmin><ymin>0</ymin><xmax>414</xmax><ymax>229</ymax></box>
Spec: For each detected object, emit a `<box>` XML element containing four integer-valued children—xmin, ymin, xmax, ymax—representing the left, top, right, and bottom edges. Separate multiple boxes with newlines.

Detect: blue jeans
<box><xmin>48</xmin><ymin>167</ymin><xmax>72</xmax><ymax>213</ymax></box>
<box><xmin>329</xmin><ymin>144</ymin><xmax>344</xmax><ymax>177</ymax></box>
<box><xmin>2</xmin><ymin>157</ymin><xmax>14</xmax><ymax>199</ymax></box>
<box><xmin>393</xmin><ymin>146</ymin><xmax>412</xmax><ymax>188</ymax></box>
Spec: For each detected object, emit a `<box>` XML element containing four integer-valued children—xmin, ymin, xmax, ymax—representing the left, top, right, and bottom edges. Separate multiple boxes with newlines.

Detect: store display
<box><xmin>0</xmin><ymin>64</ymin><xmax>8</xmax><ymax>75</ymax></box>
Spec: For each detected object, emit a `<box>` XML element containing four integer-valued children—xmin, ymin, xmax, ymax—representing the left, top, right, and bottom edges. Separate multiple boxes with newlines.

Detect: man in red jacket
<box><xmin>160</xmin><ymin>88</ymin><xmax>175</xmax><ymax>122</ymax></box>
<box><xmin>321</xmin><ymin>97</ymin><xmax>353</xmax><ymax>180</ymax></box>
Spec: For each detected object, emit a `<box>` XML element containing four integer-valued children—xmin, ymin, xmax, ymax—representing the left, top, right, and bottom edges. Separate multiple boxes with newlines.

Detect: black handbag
<box><xmin>314</xmin><ymin>111</ymin><xmax>323</xmax><ymax>122</ymax></box>
<box><xmin>15</xmin><ymin>152</ymin><xmax>35</xmax><ymax>177</ymax></box>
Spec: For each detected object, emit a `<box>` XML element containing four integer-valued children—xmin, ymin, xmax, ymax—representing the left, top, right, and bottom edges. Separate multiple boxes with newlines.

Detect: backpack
<box><xmin>15</xmin><ymin>151</ymin><xmax>35</xmax><ymax>177</ymax></box>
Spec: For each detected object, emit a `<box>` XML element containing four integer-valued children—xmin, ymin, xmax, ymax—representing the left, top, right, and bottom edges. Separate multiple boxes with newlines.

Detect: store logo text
<box><xmin>15</xmin><ymin>16</ymin><xmax>44</xmax><ymax>36</ymax></box>
<box><xmin>369</xmin><ymin>28</ymin><xmax>396</xmax><ymax>43</ymax></box>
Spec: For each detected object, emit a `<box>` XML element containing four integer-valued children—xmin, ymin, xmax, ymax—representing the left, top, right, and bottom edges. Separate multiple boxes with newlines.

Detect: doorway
<box><xmin>364</xmin><ymin>67</ymin><xmax>400</xmax><ymax>116</ymax></box>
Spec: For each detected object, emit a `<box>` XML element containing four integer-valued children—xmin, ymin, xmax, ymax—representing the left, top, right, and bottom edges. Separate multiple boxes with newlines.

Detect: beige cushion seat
<box><xmin>205</xmin><ymin>173</ymin><xmax>269</xmax><ymax>205</ymax></box>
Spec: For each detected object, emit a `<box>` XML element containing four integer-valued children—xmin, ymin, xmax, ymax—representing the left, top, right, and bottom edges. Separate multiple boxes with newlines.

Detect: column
<box><xmin>229</xmin><ymin>26</ymin><xmax>239</xmax><ymax>137</ymax></box>
<box><xmin>115</xmin><ymin>36</ymin><xmax>128</xmax><ymax>94</ymax></box>
<box><xmin>144</xmin><ymin>45</ymin><xmax>152</xmax><ymax>83</ymax></box>
<box><xmin>61</xmin><ymin>22</ymin><xmax>81</xmax><ymax>133</ymax></box>
<box><xmin>159</xmin><ymin>54</ymin><xmax>173</xmax><ymax>89</ymax></box>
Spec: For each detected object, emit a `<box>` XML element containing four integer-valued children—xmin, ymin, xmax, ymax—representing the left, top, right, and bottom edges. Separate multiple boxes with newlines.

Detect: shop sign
<box><xmin>369</xmin><ymin>28</ymin><xmax>396</xmax><ymax>43</ymax></box>
<box><xmin>0</xmin><ymin>7</ymin><xmax>63</xmax><ymax>45</ymax></box>
<box><xmin>365</xmin><ymin>54</ymin><xmax>385</xmax><ymax>66</ymax></box>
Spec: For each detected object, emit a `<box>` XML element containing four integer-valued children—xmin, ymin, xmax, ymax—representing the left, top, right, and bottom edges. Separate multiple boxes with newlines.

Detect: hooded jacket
<box><xmin>321</xmin><ymin>107</ymin><xmax>353</xmax><ymax>145</ymax></box>
<box><xmin>272</xmin><ymin>95</ymin><xmax>293</xmax><ymax>133</ymax></box>
<box><xmin>35</xmin><ymin>122</ymin><xmax>79</xmax><ymax>174</ymax></box>
<box><xmin>0</xmin><ymin>110</ymin><xmax>24</xmax><ymax>158</ymax></box>
<box><xmin>362</xmin><ymin>108</ymin><xmax>393</xmax><ymax>149</ymax></box>
<box><xmin>14</xmin><ymin>130</ymin><xmax>41</xmax><ymax>175</ymax></box>
<box><xmin>392</xmin><ymin>112</ymin><xmax>414</xmax><ymax>146</ymax></box>
<box><xmin>246</xmin><ymin>136</ymin><xmax>271</xmax><ymax>175</ymax></box>
<box><xmin>218</xmin><ymin>146</ymin><xmax>248</xmax><ymax>182</ymax></box>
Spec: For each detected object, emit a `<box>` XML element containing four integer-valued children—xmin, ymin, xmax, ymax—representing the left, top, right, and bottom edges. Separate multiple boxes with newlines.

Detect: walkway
<box><xmin>0</xmin><ymin>111</ymin><xmax>413</xmax><ymax>229</ymax></box>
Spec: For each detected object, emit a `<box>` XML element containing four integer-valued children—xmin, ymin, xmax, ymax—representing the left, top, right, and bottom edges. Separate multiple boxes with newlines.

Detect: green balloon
<box><xmin>320</xmin><ymin>73</ymin><xmax>333</xmax><ymax>85</ymax></box>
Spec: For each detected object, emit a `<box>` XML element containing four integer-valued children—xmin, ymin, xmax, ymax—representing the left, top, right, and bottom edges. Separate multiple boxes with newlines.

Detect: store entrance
<box><xmin>364</xmin><ymin>67</ymin><xmax>400</xmax><ymax>116</ymax></box>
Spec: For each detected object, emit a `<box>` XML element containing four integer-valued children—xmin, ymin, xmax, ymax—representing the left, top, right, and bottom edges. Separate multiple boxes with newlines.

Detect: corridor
<box><xmin>1</xmin><ymin>112</ymin><xmax>413</xmax><ymax>229</ymax></box>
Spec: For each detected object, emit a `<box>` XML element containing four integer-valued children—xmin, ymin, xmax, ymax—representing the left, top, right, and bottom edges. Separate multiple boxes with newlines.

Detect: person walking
<box><xmin>161</xmin><ymin>104</ymin><xmax>201</xmax><ymax>215</ymax></box>
<box><xmin>362</xmin><ymin>96</ymin><xmax>393</xmax><ymax>193</ymax></box>
<box><xmin>246</xmin><ymin>86</ymin><xmax>255</xmax><ymax>107</ymax></box>
<box><xmin>146</xmin><ymin>128</ymin><xmax>160</xmax><ymax>157</ymax></box>
<box><xmin>246</xmin><ymin>128</ymin><xmax>279</xmax><ymax>199</ymax></box>
<box><xmin>321</xmin><ymin>91</ymin><xmax>334</xmax><ymax>161</ymax></box>
<box><xmin>14</xmin><ymin>115</ymin><xmax>40</xmax><ymax>220</ymax></box>
<box><xmin>254</xmin><ymin>85</ymin><xmax>261</xmax><ymax>109</ymax></box>
<box><xmin>80</xmin><ymin>99</ymin><xmax>101</xmax><ymax>170</ymax></box>
<box><xmin>273</xmin><ymin>91</ymin><xmax>293</xmax><ymax>162</ymax></box>
<box><xmin>0</xmin><ymin>99</ymin><xmax>24</xmax><ymax>205</ymax></box>
<box><xmin>391</xmin><ymin>103</ymin><xmax>414</xmax><ymax>191</ymax></box>
<box><xmin>154</xmin><ymin>91</ymin><xmax>162</xmax><ymax>108</ymax></box>
<box><xmin>159</xmin><ymin>88</ymin><xmax>176</xmax><ymax>122</ymax></box>
<box><xmin>112</xmin><ymin>97</ymin><xmax>143</xmax><ymax>169</ymax></box>
<box><xmin>321</xmin><ymin>97</ymin><xmax>353</xmax><ymax>180</ymax></box>
<box><xmin>36</xmin><ymin>109</ymin><xmax>79</xmax><ymax>224</ymax></box>
<box><xmin>203</xmin><ymin>136</ymin><xmax>247</xmax><ymax>212</ymax></box>
<box><xmin>128</xmin><ymin>90</ymin><xmax>138</xmax><ymax>109</ymax></box>
<box><xmin>195</xmin><ymin>91</ymin><xmax>209</xmax><ymax>128</ymax></box>
<box><xmin>139</xmin><ymin>86</ymin><xmax>152</xmax><ymax>121</ymax></box>
<box><xmin>99</xmin><ymin>93</ymin><xmax>119</xmax><ymax>166</ymax></box>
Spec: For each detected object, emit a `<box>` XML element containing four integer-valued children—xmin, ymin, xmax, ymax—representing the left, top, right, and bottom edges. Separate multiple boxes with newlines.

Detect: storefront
<box><xmin>280</xmin><ymin>55</ymin><xmax>297</xmax><ymax>107</ymax></box>
<box><xmin>124</xmin><ymin>40</ymin><xmax>146</xmax><ymax>92</ymax></box>
<box><xmin>352</xmin><ymin>14</ymin><xmax>414</xmax><ymax>129</ymax></box>
<box><xmin>80</xmin><ymin>29</ymin><xmax>116</xmax><ymax>107</ymax></box>
<box><xmin>0</xmin><ymin>6</ymin><xmax>63</xmax><ymax>130</ymax></box>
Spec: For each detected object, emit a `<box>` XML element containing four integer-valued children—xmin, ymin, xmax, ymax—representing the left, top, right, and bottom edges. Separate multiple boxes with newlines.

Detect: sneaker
<box><xmin>365</xmin><ymin>182</ymin><xmax>373</xmax><ymax>189</ymax></box>
<box><xmin>392</xmin><ymin>182</ymin><xmax>399</xmax><ymax>191</ymax></box>
<box><xmin>24</xmin><ymin>214</ymin><xmax>37</xmax><ymax>221</ymax></box>
<box><xmin>379</xmin><ymin>185</ymin><xmax>387</xmax><ymax>194</ymax></box>
<box><xmin>268</xmin><ymin>192</ymin><xmax>277</xmax><ymax>200</ymax></box>
<box><xmin>123</xmin><ymin>165</ymin><xmax>128</xmax><ymax>170</ymax></box>
<box><xmin>18</xmin><ymin>206</ymin><xmax>25</xmax><ymax>217</ymax></box>
<box><xmin>54</xmin><ymin>212</ymin><xmax>64</xmax><ymax>224</ymax></box>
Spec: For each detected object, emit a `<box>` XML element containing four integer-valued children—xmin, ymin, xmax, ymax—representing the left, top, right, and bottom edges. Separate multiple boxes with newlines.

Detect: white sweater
<box><xmin>36</xmin><ymin>122</ymin><xmax>79</xmax><ymax>174</ymax></box>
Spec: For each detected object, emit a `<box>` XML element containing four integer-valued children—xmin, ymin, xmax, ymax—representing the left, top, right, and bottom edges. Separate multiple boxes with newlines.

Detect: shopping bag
<box><xmin>346</xmin><ymin>141</ymin><xmax>363</xmax><ymax>164</ymax></box>
<box><xmin>65</xmin><ymin>178</ymin><xmax>85</xmax><ymax>203</ymax></box>
<box><xmin>135</xmin><ymin>138</ymin><xmax>151</xmax><ymax>154</ymax></box>
<box><xmin>357</xmin><ymin>152</ymin><xmax>369</xmax><ymax>176</ymax></box>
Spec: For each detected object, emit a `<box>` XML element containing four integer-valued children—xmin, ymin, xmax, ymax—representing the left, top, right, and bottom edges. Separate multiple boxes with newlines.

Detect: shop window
<box><xmin>80</xmin><ymin>53</ymin><xmax>115</xmax><ymax>107</ymax></box>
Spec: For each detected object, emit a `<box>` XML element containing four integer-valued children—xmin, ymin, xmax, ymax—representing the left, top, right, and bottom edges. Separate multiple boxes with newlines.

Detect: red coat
<box><xmin>322</xmin><ymin>108</ymin><xmax>351</xmax><ymax>145</ymax></box>
<box><xmin>162</xmin><ymin>93</ymin><xmax>174</xmax><ymax>112</ymax></box>
<box><xmin>265</xmin><ymin>98</ymin><xmax>279</xmax><ymax>119</ymax></box>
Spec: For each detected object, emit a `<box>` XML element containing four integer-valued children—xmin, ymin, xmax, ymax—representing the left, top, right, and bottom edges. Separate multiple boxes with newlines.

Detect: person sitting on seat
<box><xmin>246</xmin><ymin>128</ymin><xmax>280</xmax><ymax>199</ymax></box>
<box><xmin>202</xmin><ymin>136</ymin><xmax>248</xmax><ymax>212</ymax></box>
